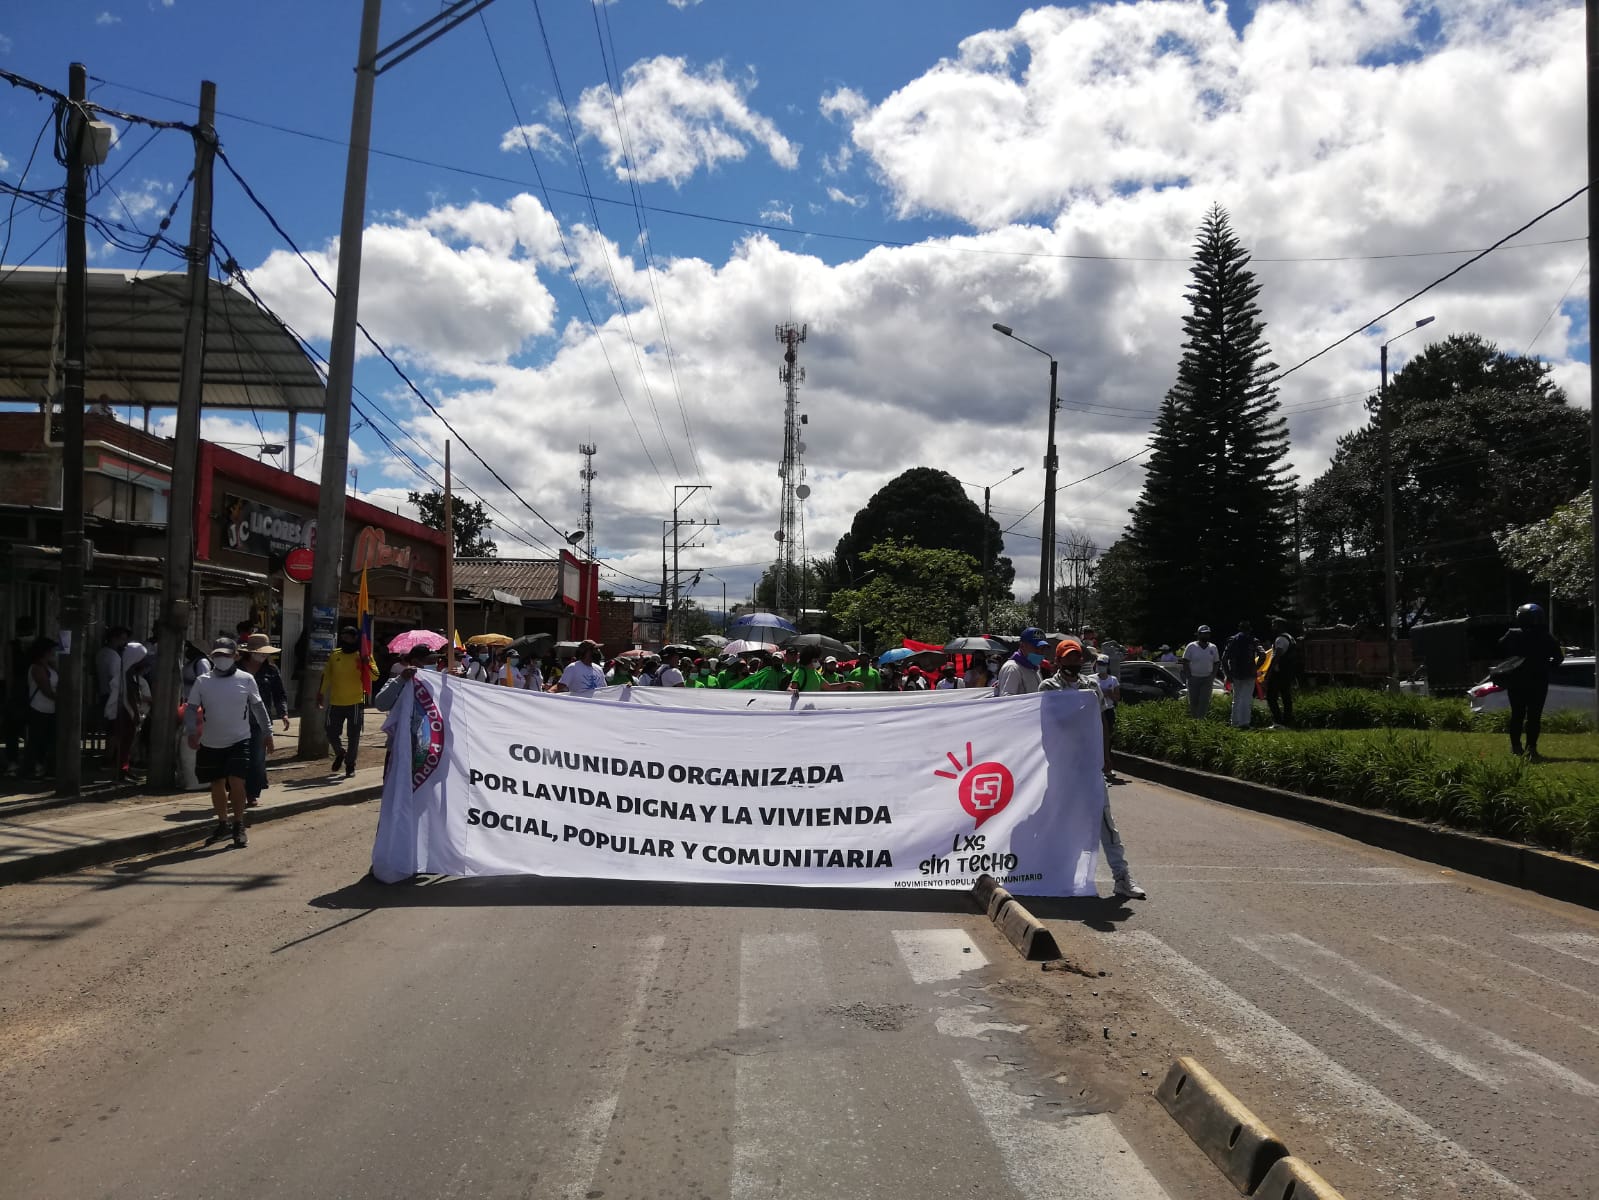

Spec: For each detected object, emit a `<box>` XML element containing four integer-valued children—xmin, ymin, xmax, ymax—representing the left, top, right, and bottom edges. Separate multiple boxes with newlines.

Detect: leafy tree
<box><xmin>1496</xmin><ymin>490</ymin><xmax>1593</xmax><ymax>603</ymax></box>
<box><xmin>409</xmin><ymin>490</ymin><xmax>496</xmax><ymax>558</ymax></box>
<box><xmin>670</xmin><ymin>599</ymin><xmax>717</xmax><ymax>642</ymax></box>
<box><xmin>1125</xmin><ymin>206</ymin><xmax>1296</xmax><ymax>640</ymax></box>
<box><xmin>829</xmin><ymin>540</ymin><xmax>984</xmax><ymax>647</ymax></box>
<box><xmin>834</xmin><ymin>468</ymin><xmax>1015</xmax><ymax>601</ymax></box>
<box><xmin>1091</xmin><ymin>537</ymin><xmax>1145</xmax><ymax>634</ymax></box>
<box><xmin>965</xmin><ymin>597</ymin><xmax>1033</xmax><ymax>636</ymax></box>
<box><xmin>1300</xmin><ymin>334</ymin><xmax>1589</xmax><ymax>627</ymax></box>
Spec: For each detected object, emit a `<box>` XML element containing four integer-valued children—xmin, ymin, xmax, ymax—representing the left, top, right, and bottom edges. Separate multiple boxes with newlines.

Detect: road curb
<box><xmin>1118</xmin><ymin>753</ymin><xmax>1599</xmax><ymax>911</ymax></box>
<box><xmin>0</xmin><ymin>782</ymin><xmax>383</xmax><ymax>887</ymax></box>
<box><xmin>1155</xmin><ymin>1056</ymin><xmax>1288</xmax><ymax>1194</ymax></box>
<box><xmin>1254</xmin><ymin>1156</ymin><xmax>1346</xmax><ymax>1200</ymax></box>
<box><xmin>971</xmin><ymin>875</ymin><xmax>1061</xmax><ymax>961</ymax></box>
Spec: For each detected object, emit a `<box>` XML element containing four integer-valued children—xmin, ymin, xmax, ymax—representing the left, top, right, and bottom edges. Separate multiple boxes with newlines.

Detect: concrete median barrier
<box><xmin>971</xmin><ymin>874</ymin><xmax>1060</xmax><ymax>961</ymax></box>
<box><xmin>1155</xmin><ymin>1056</ymin><xmax>1288</xmax><ymax>1194</ymax></box>
<box><xmin>1253</xmin><ymin>1156</ymin><xmax>1346</xmax><ymax>1200</ymax></box>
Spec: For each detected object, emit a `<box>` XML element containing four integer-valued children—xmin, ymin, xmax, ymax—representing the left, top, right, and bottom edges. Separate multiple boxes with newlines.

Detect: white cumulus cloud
<box><xmin>499</xmin><ymin>123</ymin><xmax>561</xmax><ymax>156</ymax></box>
<box><xmin>572</xmin><ymin>56</ymin><xmax>798</xmax><ymax>185</ymax></box>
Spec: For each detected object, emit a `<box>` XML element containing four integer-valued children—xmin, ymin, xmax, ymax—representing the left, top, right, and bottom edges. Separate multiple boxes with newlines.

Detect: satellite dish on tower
<box><xmin>796</xmin><ymin>440</ymin><xmax>807</xmax><ymax>454</ymax></box>
<box><xmin>795</xmin><ymin>484</ymin><xmax>811</xmax><ymax>500</ymax></box>
<box><xmin>774</xmin><ymin>530</ymin><xmax>786</xmax><ymax>542</ymax></box>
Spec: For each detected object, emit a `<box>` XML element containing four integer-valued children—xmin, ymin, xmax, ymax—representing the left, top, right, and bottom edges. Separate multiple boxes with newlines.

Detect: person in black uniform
<box><xmin>1497</xmin><ymin>603</ymin><xmax>1563</xmax><ymax>758</ymax></box>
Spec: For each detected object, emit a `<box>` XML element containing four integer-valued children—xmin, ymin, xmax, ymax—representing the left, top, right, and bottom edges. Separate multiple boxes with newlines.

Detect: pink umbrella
<box><xmin>388</xmin><ymin>629</ymin><xmax>448</xmax><ymax>654</ymax></box>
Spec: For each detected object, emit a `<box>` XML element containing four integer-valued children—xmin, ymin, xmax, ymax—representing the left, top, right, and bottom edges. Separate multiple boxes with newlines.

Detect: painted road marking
<box><xmin>892</xmin><ymin>927</ymin><xmax>989</xmax><ymax>983</ymax></box>
<box><xmin>1519</xmin><ymin>932</ymin><xmax>1599</xmax><ymax>970</ymax></box>
<box><xmin>556</xmin><ymin>933</ymin><xmax>664</xmax><ymax>1200</ymax></box>
<box><xmin>1099</xmin><ymin>929</ymin><xmax>1535</xmax><ymax>1200</ymax></box>
<box><xmin>1096</xmin><ymin>865</ymin><xmax>1439</xmax><ymax>886</ymax></box>
<box><xmin>1375</xmin><ymin>934</ymin><xmax>1599</xmax><ymax>1042</ymax></box>
<box><xmin>1240</xmin><ymin>933</ymin><xmax>1599</xmax><ymax>1097</ymax></box>
<box><xmin>951</xmin><ymin>1058</ymin><xmax>1171</xmax><ymax>1200</ymax></box>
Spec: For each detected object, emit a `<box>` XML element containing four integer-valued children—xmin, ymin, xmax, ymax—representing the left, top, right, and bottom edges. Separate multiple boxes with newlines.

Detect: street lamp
<box><xmin>1380</xmin><ymin>314</ymin><xmax>1434</xmax><ymax>690</ymax></box>
<box><xmin>959</xmin><ymin>467</ymin><xmax>1025</xmax><ymax>631</ymax></box>
<box><xmin>992</xmin><ymin>323</ymin><xmax>1061</xmax><ymax>632</ymax></box>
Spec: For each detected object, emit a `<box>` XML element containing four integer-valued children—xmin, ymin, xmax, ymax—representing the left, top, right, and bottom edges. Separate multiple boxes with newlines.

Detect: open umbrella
<box><xmin>878</xmin><ymin>647</ymin><xmax>917</xmax><ymax>666</ymax></box>
<box><xmin>509</xmin><ymin>632</ymin><xmax>553</xmax><ymax>658</ymax></box>
<box><xmin>724</xmin><ymin>639</ymin><xmax>782</xmax><ymax>656</ymax></box>
<box><xmin>388</xmin><ymin>629</ymin><xmax>447</xmax><ymax>654</ymax></box>
<box><xmin>729</xmin><ymin>612</ymin><xmax>797</xmax><ymax>635</ymax></box>
<box><xmin>616</xmin><ymin>648</ymin><xmax>656</xmax><ymax>660</ymax></box>
<box><xmin>466</xmin><ymin>633</ymin><xmax>513</xmax><ymax>648</ymax></box>
<box><xmin>695</xmin><ymin>634</ymin><xmax>729</xmax><ymax>649</ymax></box>
<box><xmin>786</xmin><ymin>633</ymin><xmax>857</xmax><ymax>657</ymax></box>
<box><xmin>943</xmin><ymin>636</ymin><xmax>1009</xmax><ymax>654</ymax></box>
<box><xmin>660</xmin><ymin>644</ymin><xmax>700</xmax><ymax>657</ymax></box>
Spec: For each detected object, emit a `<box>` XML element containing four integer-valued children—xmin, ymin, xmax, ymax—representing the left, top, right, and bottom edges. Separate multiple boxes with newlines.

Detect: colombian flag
<box><xmin>357</xmin><ymin>567</ymin><xmax>374</xmax><ymax>698</ymax></box>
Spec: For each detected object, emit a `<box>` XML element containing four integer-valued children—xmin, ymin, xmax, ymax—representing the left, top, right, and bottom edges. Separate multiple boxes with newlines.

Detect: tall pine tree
<box><xmin>1126</xmin><ymin>206</ymin><xmax>1295</xmax><ymax>640</ymax></box>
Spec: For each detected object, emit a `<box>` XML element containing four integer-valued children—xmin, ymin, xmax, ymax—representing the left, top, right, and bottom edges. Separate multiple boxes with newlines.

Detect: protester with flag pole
<box><xmin>315</xmin><ymin>570</ymin><xmax>378</xmax><ymax>779</ymax></box>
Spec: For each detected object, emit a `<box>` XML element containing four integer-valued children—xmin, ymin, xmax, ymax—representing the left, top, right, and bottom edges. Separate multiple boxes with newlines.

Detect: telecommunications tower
<box><xmin>578</xmin><ymin>442</ymin><xmax>597</xmax><ymax>557</ymax></box>
<box><xmin>774</xmin><ymin>323</ymin><xmax>809</xmax><ymax>615</ymax></box>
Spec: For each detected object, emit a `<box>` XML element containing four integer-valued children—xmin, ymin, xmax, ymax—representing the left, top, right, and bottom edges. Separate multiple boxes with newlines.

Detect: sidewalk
<box><xmin>0</xmin><ymin>737</ymin><xmax>386</xmax><ymax>886</ymax></box>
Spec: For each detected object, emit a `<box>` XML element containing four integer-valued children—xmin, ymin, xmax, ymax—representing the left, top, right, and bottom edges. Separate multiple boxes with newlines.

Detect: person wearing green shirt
<box><xmin>847</xmin><ymin>661</ymin><xmax>880</xmax><ymax>690</ymax></box>
<box><xmin>789</xmin><ymin>646</ymin><xmax>862</xmax><ymax>692</ymax></box>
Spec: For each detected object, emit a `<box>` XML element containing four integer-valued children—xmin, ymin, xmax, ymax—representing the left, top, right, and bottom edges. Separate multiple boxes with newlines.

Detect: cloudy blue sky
<box><xmin>1</xmin><ymin>0</ymin><xmax>1589</xmax><ymax>605</ymax></box>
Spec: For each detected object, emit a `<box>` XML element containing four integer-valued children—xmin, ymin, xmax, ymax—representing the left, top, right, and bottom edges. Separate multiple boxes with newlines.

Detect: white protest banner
<box><xmin>594</xmin><ymin>684</ymin><xmax>990</xmax><ymax>710</ymax></box>
<box><xmin>372</xmin><ymin>673</ymin><xmax>1105</xmax><ymax>896</ymax></box>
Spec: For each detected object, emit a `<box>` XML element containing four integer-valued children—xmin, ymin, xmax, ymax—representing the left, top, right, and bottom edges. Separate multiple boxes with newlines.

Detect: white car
<box><xmin>1468</xmin><ymin>656</ymin><xmax>1596</xmax><ymax>715</ymax></box>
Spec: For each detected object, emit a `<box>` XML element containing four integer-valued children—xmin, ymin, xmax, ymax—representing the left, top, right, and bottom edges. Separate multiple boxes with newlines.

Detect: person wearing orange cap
<box><xmin>1039</xmin><ymin>638</ymin><xmax>1145</xmax><ymax>901</ymax></box>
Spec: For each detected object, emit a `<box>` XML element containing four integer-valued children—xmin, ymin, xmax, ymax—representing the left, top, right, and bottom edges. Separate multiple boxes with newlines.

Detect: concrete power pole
<box><xmin>148</xmin><ymin>79</ymin><xmax>217</xmax><ymax>790</ymax></box>
<box><xmin>298</xmin><ymin>0</ymin><xmax>382</xmax><ymax>758</ymax></box>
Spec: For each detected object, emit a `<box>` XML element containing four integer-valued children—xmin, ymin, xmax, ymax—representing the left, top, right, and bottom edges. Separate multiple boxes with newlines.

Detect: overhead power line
<box><xmin>82</xmin><ymin>74</ymin><xmax>1590</xmax><ymax>268</ymax></box>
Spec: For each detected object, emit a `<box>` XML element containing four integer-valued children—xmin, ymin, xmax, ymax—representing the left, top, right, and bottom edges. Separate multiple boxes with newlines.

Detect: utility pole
<box><xmin>670</xmin><ymin>484</ymin><xmax>711</xmax><ymax>641</ymax></box>
<box><xmin>1380</xmin><ymin>341</ymin><xmax>1398</xmax><ymax>691</ymax></box>
<box><xmin>148</xmin><ymin>78</ymin><xmax>217</xmax><ymax>790</ymax></box>
<box><xmin>444</xmin><ymin>439</ymin><xmax>455</xmax><ymax>673</ymax></box>
<box><xmin>55</xmin><ymin>63</ymin><xmax>90</xmax><ymax>796</ymax></box>
<box><xmin>1041</xmin><ymin>358</ymin><xmax>1060</xmax><ymax>634</ymax></box>
<box><xmin>299</xmin><ymin>0</ymin><xmax>382</xmax><ymax>757</ymax></box>
<box><xmin>1588</xmin><ymin>0</ymin><xmax>1598</xmax><ymax>726</ymax></box>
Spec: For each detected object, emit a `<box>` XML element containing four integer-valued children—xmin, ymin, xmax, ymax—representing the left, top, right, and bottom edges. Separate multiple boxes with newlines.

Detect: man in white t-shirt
<box><xmin>555</xmin><ymin>641</ymin><xmax>607</xmax><ymax>696</ymax></box>
<box><xmin>1181</xmin><ymin>625</ymin><xmax>1220</xmax><ymax>718</ymax></box>
<box><xmin>656</xmin><ymin>651</ymin><xmax>686</xmax><ymax>688</ymax></box>
<box><xmin>185</xmin><ymin>637</ymin><xmax>273</xmax><ymax>848</ymax></box>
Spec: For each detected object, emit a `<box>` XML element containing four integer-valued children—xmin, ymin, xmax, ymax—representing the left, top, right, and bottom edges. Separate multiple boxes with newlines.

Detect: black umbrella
<box><xmin>785</xmin><ymin>633</ymin><xmax>857</xmax><ymax>657</ymax></box>
<box><xmin>660</xmin><ymin>644</ymin><xmax>700</xmax><ymax>657</ymax></box>
<box><xmin>943</xmin><ymin>636</ymin><xmax>1009</xmax><ymax>654</ymax></box>
<box><xmin>509</xmin><ymin>633</ymin><xmax>553</xmax><ymax>658</ymax></box>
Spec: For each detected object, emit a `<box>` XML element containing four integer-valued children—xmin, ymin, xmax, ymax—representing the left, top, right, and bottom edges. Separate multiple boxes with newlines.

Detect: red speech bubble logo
<box><xmin>935</xmin><ymin>742</ymin><xmax>1016</xmax><ymax>830</ymax></box>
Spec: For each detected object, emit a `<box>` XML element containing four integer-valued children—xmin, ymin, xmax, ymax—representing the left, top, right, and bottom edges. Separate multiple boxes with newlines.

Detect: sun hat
<box><xmin>244</xmin><ymin>633</ymin><xmax>282</xmax><ymax>655</ymax></box>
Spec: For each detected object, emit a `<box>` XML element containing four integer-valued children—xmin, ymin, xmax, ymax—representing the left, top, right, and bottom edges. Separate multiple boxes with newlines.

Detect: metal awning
<box><xmin>0</xmin><ymin>267</ymin><xmax>326</xmax><ymax>411</ymax></box>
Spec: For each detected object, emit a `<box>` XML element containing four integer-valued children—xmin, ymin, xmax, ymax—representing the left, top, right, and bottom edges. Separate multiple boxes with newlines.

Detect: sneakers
<box><xmin>1113</xmin><ymin>875</ymin><xmax>1148</xmax><ymax>900</ymax></box>
<box><xmin>331</xmin><ymin>751</ymin><xmax>345</xmax><ymax>773</ymax></box>
<box><xmin>204</xmin><ymin>821</ymin><xmax>230</xmax><ymax>846</ymax></box>
<box><xmin>344</xmin><ymin>766</ymin><xmax>356</xmax><ymax>779</ymax></box>
<box><xmin>231</xmin><ymin>821</ymin><xmax>248</xmax><ymax>848</ymax></box>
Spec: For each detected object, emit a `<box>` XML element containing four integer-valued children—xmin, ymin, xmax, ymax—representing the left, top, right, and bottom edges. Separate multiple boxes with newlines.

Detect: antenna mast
<box><xmin>774</xmin><ymin>322</ymin><xmax>809</xmax><ymax>616</ymax></box>
<box><xmin>578</xmin><ymin>442</ymin><xmax>597</xmax><ymax>557</ymax></box>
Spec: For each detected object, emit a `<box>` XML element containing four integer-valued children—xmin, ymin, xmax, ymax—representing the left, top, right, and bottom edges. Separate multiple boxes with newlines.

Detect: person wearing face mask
<box><xmin>554</xmin><ymin>640</ymin><xmax>607</xmax><ymax>695</ymax></box>
<box><xmin>239</xmin><ymin>635</ymin><xmax>289</xmax><ymax>808</ymax></box>
<box><xmin>316</xmin><ymin>625</ymin><xmax>375</xmax><ymax>778</ymax></box>
<box><xmin>1039</xmin><ymin>640</ymin><xmax>1145</xmax><ymax>900</ymax></box>
<box><xmin>186</xmin><ymin>638</ymin><xmax>273</xmax><ymax>848</ymax></box>
<box><xmin>993</xmin><ymin>628</ymin><xmax>1049</xmax><ymax>696</ymax></box>
<box><xmin>375</xmin><ymin>645</ymin><xmax>443</xmax><ymax>711</ymax></box>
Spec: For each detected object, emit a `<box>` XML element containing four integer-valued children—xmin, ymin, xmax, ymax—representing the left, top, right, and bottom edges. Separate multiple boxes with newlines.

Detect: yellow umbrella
<box><xmin>466</xmin><ymin>633</ymin><xmax>513</xmax><ymax>647</ymax></box>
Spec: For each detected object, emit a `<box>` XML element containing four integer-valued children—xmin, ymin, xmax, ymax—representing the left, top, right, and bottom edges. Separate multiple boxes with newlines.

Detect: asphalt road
<box><xmin>2</xmin><ymin>780</ymin><xmax>1596</xmax><ymax>1199</ymax></box>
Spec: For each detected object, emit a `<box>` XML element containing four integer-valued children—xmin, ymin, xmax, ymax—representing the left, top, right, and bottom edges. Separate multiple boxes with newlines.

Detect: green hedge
<box><xmin>1118</xmin><ymin>700</ymin><xmax>1599</xmax><ymax>859</ymax></box>
<box><xmin>1209</xmin><ymin>687</ymin><xmax>1593</xmax><ymax>735</ymax></box>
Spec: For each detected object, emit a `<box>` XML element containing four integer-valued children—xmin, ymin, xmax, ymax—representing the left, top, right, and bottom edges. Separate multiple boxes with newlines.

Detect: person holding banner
<box><xmin>1041</xmin><ymin>640</ymin><xmax>1146</xmax><ymax>900</ymax></box>
<box><xmin>788</xmin><ymin>646</ymin><xmax>863</xmax><ymax>692</ymax></box>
